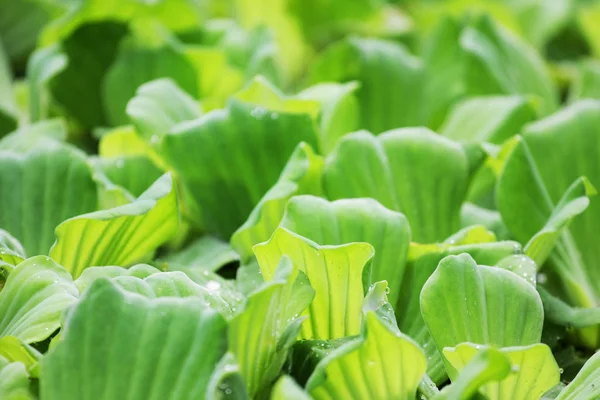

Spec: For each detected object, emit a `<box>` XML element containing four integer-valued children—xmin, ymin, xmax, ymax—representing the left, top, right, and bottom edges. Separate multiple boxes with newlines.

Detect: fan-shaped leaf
<box><xmin>253</xmin><ymin>227</ymin><xmax>373</xmax><ymax>339</ymax></box>
<box><xmin>41</xmin><ymin>278</ymin><xmax>228</xmax><ymax>400</ymax></box>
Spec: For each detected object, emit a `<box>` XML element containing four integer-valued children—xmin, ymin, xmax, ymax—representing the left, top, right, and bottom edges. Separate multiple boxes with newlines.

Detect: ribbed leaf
<box><xmin>444</xmin><ymin>343</ymin><xmax>560</xmax><ymax>400</ymax></box>
<box><xmin>162</xmin><ymin>99</ymin><xmax>318</xmax><ymax>238</ymax></box>
<box><xmin>556</xmin><ymin>351</ymin><xmax>600</xmax><ymax>400</ymax></box>
<box><xmin>306</xmin><ymin>312</ymin><xmax>426</xmax><ymax>400</ymax></box>
<box><xmin>103</xmin><ymin>37</ymin><xmax>198</xmax><ymax>126</ymax></box>
<box><xmin>49</xmin><ymin>173</ymin><xmax>178</xmax><ymax>277</ymax></box>
<box><xmin>0</xmin><ymin>41</ymin><xmax>16</xmax><ymax>137</ymax></box>
<box><xmin>0</xmin><ymin>256</ymin><xmax>77</xmax><ymax>343</ymax></box>
<box><xmin>271</xmin><ymin>376</ymin><xmax>311</xmax><ymax>400</ymax></box>
<box><xmin>433</xmin><ymin>347</ymin><xmax>511</xmax><ymax>400</ymax></box>
<box><xmin>279</xmin><ymin>195</ymin><xmax>410</xmax><ymax>308</ymax></box>
<box><xmin>40</xmin><ymin>278</ymin><xmax>228</xmax><ymax>400</ymax></box>
<box><xmin>323</xmin><ymin>128</ymin><xmax>468</xmax><ymax>243</ymax></box>
<box><xmin>421</xmin><ymin>254</ymin><xmax>544</xmax><ymax>376</ymax></box>
<box><xmin>229</xmin><ymin>257</ymin><xmax>314</xmax><ymax>397</ymax></box>
<box><xmin>399</xmin><ymin>235</ymin><xmax>522</xmax><ymax>383</ymax></box>
<box><xmin>496</xmin><ymin>100</ymin><xmax>600</xmax><ymax>347</ymax></box>
<box><xmin>126</xmin><ymin>78</ymin><xmax>202</xmax><ymax>142</ymax></box>
<box><xmin>162</xmin><ymin>236</ymin><xmax>240</xmax><ymax>273</ymax></box>
<box><xmin>440</xmin><ymin>95</ymin><xmax>537</xmax><ymax>144</ymax></box>
<box><xmin>231</xmin><ymin>143</ymin><xmax>323</xmax><ymax>263</ymax></box>
<box><xmin>253</xmin><ymin>227</ymin><xmax>374</xmax><ymax>339</ymax></box>
<box><xmin>0</xmin><ymin>230</ymin><xmax>25</xmax><ymax>266</ymax></box>
<box><xmin>0</xmin><ymin>356</ymin><xmax>33</xmax><ymax>400</ymax></box>
<box><xmin>307</xmin><ymin>37</ymin><xmax>424</xmax><ymax>133</ymax></box>
<box><xmin>0</xmin><ymin>141</ymin><xmax>97</xmax><ymax>256</ymax></box>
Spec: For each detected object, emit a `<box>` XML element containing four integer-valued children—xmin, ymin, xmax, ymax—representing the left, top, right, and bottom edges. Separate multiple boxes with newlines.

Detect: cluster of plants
<box><xmin>3</xmin><ymin>0</ymin><xmax>600</xmax><ymax>398</ymax></box>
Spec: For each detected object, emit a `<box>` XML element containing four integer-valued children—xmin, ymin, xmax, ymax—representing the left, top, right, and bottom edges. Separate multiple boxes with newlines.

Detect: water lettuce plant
<box><xmin>2</xmin><ymin>0</ymin><xmax>600</xmax><ymax>399</ymax></box>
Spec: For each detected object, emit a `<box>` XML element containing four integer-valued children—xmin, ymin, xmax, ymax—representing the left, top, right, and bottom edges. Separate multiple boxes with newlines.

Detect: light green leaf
<box><xmin>556</xmin><ymin>350</ymin><xmax>600</xmax><ymax>400</ymax></box>
<box><xmin>103</xmin><ymin>36</ymin><xmax>198</xmax><ymax>126</ymax></box>
<box><xmin>74</xmin><ymin>264</ymin><xmax>160</xmax><ymax>293</ymax></box>
<box><xmin>460</xmin><ymin>15</ymin><xmax>558</xmax><ymax>115</ymax></box>
<box><xmin>26</xmin><ymin>45</ymin><xmax>67</xmax><ymax>122</ymax></box>
<box><xmin>444</xmin><ymin>343</ymin><xmax>560</xmax><ymax>400</ymax></box>
<box><xmin>0</xmin><ymin>336</ymin><xmax>41</xmax><ymax>372</ymax></box>
<box><xmin>231</xmin><ymin>142</ymin><xmax>323</xmax><ymax>263</ymax></box>
<box><xmin>306</xmin><ymin>312</ymin><xmax>426</xmax><ymax>400</ymax></box>
<box><xmin>307</xmin><ymin>37</ymin><xmax>424</xmax><ymax>133</ymax></box>
<box><xmin>163</xmin><ymin>236</ymin><xmax>240</xmax><ymax>273</ymax></box>
<box><xmin>206</xmin><ymin>353</ymin><xmax>249</xmax><ymax>400</ymax></box>
<box><xmin>253</xmin><ymin>227</ymin><xmax>374</xmax><ymax>340</ymax></box>
<box><xmin>440</xmin><ymin>95</ymin><xmax>537</xmax><ymax>144</ymax></box>
<box><xmin>433</xmin><ymin>347</ymin><xmax>511</xmax><ymax>400</ymax></box>
<box><xmin>0</xmin><ymin>356</ymin><xmax>33</xmax><ymax>400</ymax></box>
<box><xmin>0</xmin><ymin>41</ymin><xmax>16</xmax><ymax>137</ymax></box>
<box><xmin>0</xmin><ymin>256</ymin><xmax>77</xmax><ymax>343</ymax></box>
<box><xmin>496</xmin><ymin>100</ymin><xmax>600</xmax><ymax>347</ymax></box>
<box><xmin>323</xmin><ymin>128</ymin><xmax>468</xmax><ymax>243</ymax></box>
<box><xmin>0</xmin><ymin>230</ymin><xmax>25</xmax><ymax>266</ymax></box>
<box><xmin>0</xmin><ymin>141</ymin><xmax>97</xmax><ymax>256</ymax></box>
<box><xmin>399</xmin><ymin>237</ymin><xmax>522</xmax><ymax>383</ymax></box>
<box><xmin>524</xmin><ymin>177</ymin><xmax>596</xmax><ymax>267</ymax></box>
<box><xmin>279</xmin><ymin>195</ymin><xmax>410</xmax><ymax>309</ymax></box>
<box><xmin>41</xmin><ymin>278</ymin><xmax>228</xmax><ymax>400</ymax></box>
<box><xmin>539</xmin><ymin>286</ymin><xmax>600</xmax><ymax>329</ymax></box>
<box><xmin>421</xmin><ymin>254</ymin><xmax>544</xmax><ymax>376</ymax></box>
<box><xmin>298</xmin><ymin>82</ymin><xmax>360</xmax><ymax>154</ymax></box>
<box><xmin>162</xmin><ymin>99</ymin><xmax>318</xmax><ymax>238</ymax></box>
<box><xmin>229</xmin><ymin>256</ymin><xmax>314</xmax><ymax>397</ymax></box>
<box><xmin>126</xmin><ymin>78</ymin><xmax>202</xmax><ymax>143</ymax></box>
<box><xmin>569</xmin><ymin>60</ymin><xmax>600</xmax><ymax>102</ymax></box>
<box><xmin>271</xmin><ymin>376</ymin><xmax>311</xmax><ymax>400</ymax></box>
<box><xmin>49</xmin><ymin>173</ymin><xmax>179</xmax><ymax>277</ymax></box>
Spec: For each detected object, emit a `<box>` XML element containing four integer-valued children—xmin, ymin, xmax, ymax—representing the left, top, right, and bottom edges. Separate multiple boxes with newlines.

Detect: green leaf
<box><xmin>49</xmin><ymin>173</ymin><xmax>179</xmax><ymax>277</ymax></box>
<box><xmin>524</xmin><ymin>177</ymin><xmax>596</xmax><ymax>267</ymax></box>
<box><xmin>162</xmin><ymin>236</ymin><xmax>240</xmax><ymax>273</ymax></box>
<box><xmin>420</xmin><ymin>253</ymin><xmax>544</xmax><ymax>376</ymax></box>
<box><xmin>0</xmin><ymin>336</ymin><xmax>41</xmax><ymax>372</ymax></box>
<box><xmin>103</xmin><ymin>36</ymin><xmax>198</xmax><ymax>126</ymax></box>
<box><xmin>40</xmin><ymin>278</ymin><xmax>228</xmax><ymax>400</ymax></box>
<box><xmin>49</xmin><ymin>21</ymin><xmax>128</xmax><ymax>129</ymax></box>
<box><xmin>496</xmin><ymin>100</ymin><xmax>600</xmax><ymax>346</ymax></box>
<box><xmin>206</xmin><ymin>353</ymin><xmax>249</xmax><ymax>400</ymax></box>
<box><xmin>0</xmin><ymin>256</ymin><xmax>77</xmax><ymax>343</ymax></box>
<box><xmin>323</xmin><ymin>128</ymin><xmax>469</xmax><ymax>243</ymax></box>
<box><xmin>0</xmin><ymin>356</ymin><xmax>34</xmax><ymax>400</ymax></box>
<box><xmin>74</xmin><ymin>263</ymin><xmax>160</xmax><ymax>293</ymax></box>
<box><xmin>539</xmin><ymin>286</ymin><xmax>600</xmax><ymax>329</ymax></box>
<box><xmin>307</xmin><ymin>37</ymin><xmax>425</xmax><ymax>133</ymax></box>
<box><xmin>0</xmin><ymin>141</ymin><xmax>97</xmax><ymax>256</ymax></box>
<box><xmin>434</xmin><ymin>347</ymin><xmax>511</xmax><ymax>400</ymax></box>
<box><xmin>231</xmin><ymin>142</ymin><xmax>323</xmax><ymax>263</ymax></box>
<box><xmin>460</xmin><ymin>15</ymin><xmax>558</xmax><ymax>115</ymax></box>
<box><xmin>306</xmin><ymin>312</ymin><xmax>426</xmax><ymax>400</ymax></box>
<box><xmin>0</xmin><ymin>230</ymin><xmax>26</xmax><ymax>266</ymax></box>
<box><xmin>555</xmin><ymin>350</ymin><xmax>600</xmax><ymax>400</ymax></box>
<box><xmin>126</xmin><ymin>78</ymin><xmax>202</xmax><ymax>143</ymax></box>
<box><xmin>399</xmin><ymin>237</ymin><xmax>522</xmax><ymax>383</ymax></box>
<box><xmin>271</xmin><ymin>376</ymin><xmax>311</xmax><ymax>400</ymax></box>
<box><xmin>162</xmin><ymin>99</ymin><xmax>318</xmax><ymax>238</ymax></box>
<box><xmin>253</xmin><ymin>227</ymin><xmax>374</xmax><ymax>340</ymax></box>
<box><xmin>279</xmin><ymin>195</ymin><xmax>410</xmax><ymax>309</ymax></box>
<box><xmin>0</xmin><ymin>42</ymin><xmax>16</xmax><ymax>137</ymax></box>
<box><xmin>27</xmin><ymin>45</ymin><xmax>67</xmax><ymax>122</ymax></box>
<box><xmin>298</xmin><ymin>82</ymin><xmax>360</xmax><ymax>154</ymax></box>
<box><xmin>569</xmin><ymin>60</ymin><xmax>600</xmax><ymax>102</ymax></box>
<box><xmin>440</xmin><ymin>95</ymin><xmax>537</xmax><ymax>144</ymax></box>
<box><xmin>444</xmin><ymin>343</ymin><xmax>560</xmax><ymax>400</ymax></box>
<box><xmin>229</xmin><ymin>256</ymin><xmax>314</xmax><ymax>397</ymax></box>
